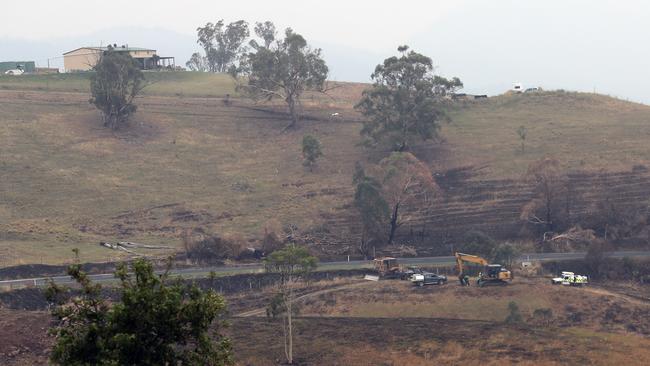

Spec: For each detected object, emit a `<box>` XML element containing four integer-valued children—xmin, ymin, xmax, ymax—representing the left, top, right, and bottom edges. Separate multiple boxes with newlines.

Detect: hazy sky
<box><xmin>2</xmin><ymin>0</ymin><xmax>649</xmax><ymax>103</ymax></box>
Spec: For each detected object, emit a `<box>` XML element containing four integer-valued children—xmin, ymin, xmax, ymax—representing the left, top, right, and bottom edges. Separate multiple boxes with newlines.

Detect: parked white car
<box><xmin>4</xmin><ymin>68</ymin><xmax>24</xmax><ymax>75</ymax></box>
<box><xmin>551</xmin><ymin>271</ymin><xmax>588</xmax><ymax>286</ymax></box>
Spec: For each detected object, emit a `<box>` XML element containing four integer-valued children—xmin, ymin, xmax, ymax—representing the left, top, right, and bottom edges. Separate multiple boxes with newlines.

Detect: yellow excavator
<box><xmin>455</xmin><ymin>252</ymin><xmax>512</xmax><ymax>287</ymax></box>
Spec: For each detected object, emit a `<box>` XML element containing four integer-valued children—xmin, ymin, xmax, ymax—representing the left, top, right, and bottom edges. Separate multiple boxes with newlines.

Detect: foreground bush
<box><xmin>46</xmin><ymin>258</ymin><xmax>233</xmax><ymax>366</ymax></box>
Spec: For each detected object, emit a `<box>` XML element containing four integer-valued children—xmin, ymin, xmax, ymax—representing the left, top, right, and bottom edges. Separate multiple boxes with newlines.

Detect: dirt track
<box><xmin>235</xmin><ymin>280</ymin><xmax>373</xmax><ymax>317</ymax></box>
<box><xmin>584</xmin><ymin>285</ymin><xmax>650</xmax><ymax>307</ymax></box>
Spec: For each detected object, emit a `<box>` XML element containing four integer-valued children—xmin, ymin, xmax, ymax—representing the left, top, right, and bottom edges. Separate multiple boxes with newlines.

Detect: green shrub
<box><xmin>47</xmin><ymin>258</ymin><xmax>233</xmax><ymax>365</ymax></box>
<box><xmin>505</xmin><ymin>301</ymin><xmax>523</xmax><ymax>324</ymax></box>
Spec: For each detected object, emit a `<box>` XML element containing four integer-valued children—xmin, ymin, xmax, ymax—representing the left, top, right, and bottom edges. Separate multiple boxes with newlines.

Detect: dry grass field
<box><xmin>0</xmin><ymin>89</ymin><xmax>363</xmax><ymax>264</ymax></box>
<box><xmin>3</xmin><ymin>73</ymin><xmax>650</xmax><ymax>264</ymax></box>
<box><xmin>297</xmin><ymin>278</ymin><xmax>650</xmax><ymax>330</ymax></box>
<box><xmin>444</xmin><ymin>91</ymin><xmax>650</xmax><ymax>177</ymax></box>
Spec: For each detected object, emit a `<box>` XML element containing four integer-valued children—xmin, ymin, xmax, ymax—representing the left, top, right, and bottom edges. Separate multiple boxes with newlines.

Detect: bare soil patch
<box><xmin>0</xmin><ymin>309</ymin><xmax>51</xmax><ymax>366</ymax></box>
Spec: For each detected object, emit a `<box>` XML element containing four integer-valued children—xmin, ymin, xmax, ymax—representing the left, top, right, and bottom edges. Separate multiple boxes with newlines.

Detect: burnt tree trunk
<box><xmin>283</xmin><ymin>95</ymin><xmax>299</xmax><ymax>131</ymax></box>
<box><xmin>388</xmin><ymin>202</ymin><xmax>400</xmax><ymax>244</ymax></box>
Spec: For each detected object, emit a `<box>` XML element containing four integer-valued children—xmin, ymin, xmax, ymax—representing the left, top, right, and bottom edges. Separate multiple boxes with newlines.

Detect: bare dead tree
<box><xmin>520</xmin><ymin>158</ymin><xmax>569</xmax><ymax>236</ymax></box>
<box><xmin>378</xmin><ymin>152</ymin><xmax>438</xmax><ymax>244</ymax></box>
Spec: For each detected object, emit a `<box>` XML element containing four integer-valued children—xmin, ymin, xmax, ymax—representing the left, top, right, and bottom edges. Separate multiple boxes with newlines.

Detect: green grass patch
<box><xmin>0</xmin><ymin>72</ymin><xmax>237</xmax><ymax>97</ymax></box>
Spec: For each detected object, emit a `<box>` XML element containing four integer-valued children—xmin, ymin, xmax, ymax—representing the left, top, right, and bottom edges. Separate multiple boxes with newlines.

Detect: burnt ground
<box><xmin>229</xmin><ymin>317</ymin><xmax>588</xmax><ymax>366</ymax></box>
<box><xmin>4</xmin><ymin>312</ymin><xmax>649</xmax><ymax>366</ymax></box>
<box><xmin>295</xmin><ymin>277</ymin><xmax>650</xmax><ymax>337</ymax></box>
<box><xmin>0</xmin><ymin>309</ymin><xmax>51</xmax><ymax>366</ymax></box>
<box><xmin>0</xmin><ymin>262</ymin><xmax>120</xmax><ymax>280</ymax></box>
<box><xmin>0</xmin><ymin>257</ymin><xmax>204</xmax><ymax>280</ymax></box>
<box><xmin>0</xmin><ymin>269</ymin><xmax>367</xmax><ymax>312</ymax></box>
<box><xmin>2</xmin><ymin>263</ymin><xmax>650</xmax><ymax>365</ymax></box>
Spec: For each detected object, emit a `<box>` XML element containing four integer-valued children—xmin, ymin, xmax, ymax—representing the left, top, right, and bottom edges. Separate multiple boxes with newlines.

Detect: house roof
<box><xmin>63</xmin><ymin>46</ymin><xmax>156</xmax><ymax>55</ymax></box>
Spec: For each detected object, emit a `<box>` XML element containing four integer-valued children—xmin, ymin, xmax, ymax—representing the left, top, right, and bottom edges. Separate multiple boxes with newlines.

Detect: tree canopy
<box><xmin>264</xmin><ymin>244</ymin><xmax>317</xmax><ymax>364</ymax></box>
<box><xmin>378</xmin><ymin>152</ymin><xmax>438</xmax><ymax>244</ymax></box>
<box><xmin>251</xmin><ymin>21</ymin><xmax>277</xmax><ymax>50</ymax></box>
<box><xmin>521</xmin><ymin>157</ymin><xmax>569</xmax><ymax>235</ymax></box>
<box><xmin>47</xmin><ymin>258</ymin><xmax>233</xmax><ymax>366</ymax></box>
<box><xmin>196</xmin><ymin>20</ymin><xmax>250</xmax><ymax>73</ymax></box>
<box><xmin>459</xmin><ymin>229</ymin><xmax>497</xmax><ymax>258</ymax></box>
<box><xmin>356</xmin><ymin>45</ymin><xmax>462</xmax><ymax>151</ymax></box>
<box><xmin>264</xmin><ymin>244</ymin><xmax>318</xmax><ymax>283</ymax></box>
<box><xmin>89</xmin><ymin>46</ymin><xmax>145</xmax><ymax>130</ymax></box>
<box><xmin>353</xmin><ymin>163</ymin><xmax>390</xmax><ymax>257</ymax></box>
<box><xmin>302</xmin><ymin>134</ymin><xmax>323</xmax><ymax>171</ymax></box>
<box><xmin>234</xmin><ymin>27</ymin><xmax>329</xmax><ymax>130</ymax></box>
<box><xmin>186</xmin><ymin>52</ymin><xmax>209</xmax><ymax>72</ymax></box>
<box><xmin>492</xmin><ymin>242</ymin><xmax>519</xmax><ymax>267</ymax></box>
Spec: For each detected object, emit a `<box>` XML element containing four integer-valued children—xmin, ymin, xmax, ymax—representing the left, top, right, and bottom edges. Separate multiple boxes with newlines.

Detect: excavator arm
<box><xmin>455</xmin><ymin>252</ymin><xmax>512</xmax><ymax>286</ymax></box>
<box><xmin>455</xmin><ymin>252</ymin><xmax>489</xmax><ymax>276</ymax></box>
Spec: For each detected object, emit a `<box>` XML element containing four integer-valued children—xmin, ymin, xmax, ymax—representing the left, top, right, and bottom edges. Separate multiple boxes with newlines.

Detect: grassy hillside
<box><xmin>0</xmin><ymin>72</ymin><xmax>237</xmax><ymax>98</ymax></box>
<box><xmin>445</xmin><ymin>91</ymin><xmax>650</xmax><ymax>178</ymax></box>
<box><xmin>2</xmin><ymin>73</ymin><xmax>650</xmax><ymax>265</ymax></box>
<box><xmin>0</xmin><ymin>89</ymin><xmax>362</xmax><ymax>265</ymax></box>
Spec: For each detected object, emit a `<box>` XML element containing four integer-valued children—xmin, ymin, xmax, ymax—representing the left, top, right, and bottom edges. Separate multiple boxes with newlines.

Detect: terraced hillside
<box><xmin>319</xmin><ymin>169</ymin><xmax>650</xmax><ymax>256</ymax></box>
<box><xmin>3</xmin><ymin>73</ymin><xmax>650</xmax><ymax>264</ymax></box>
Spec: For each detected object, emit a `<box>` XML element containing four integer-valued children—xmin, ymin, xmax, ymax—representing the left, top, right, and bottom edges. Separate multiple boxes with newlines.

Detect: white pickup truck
<box><xmin>551</xmin><ymin>271</ymin><xmax>588</xmax><ymax>286</ymax></box>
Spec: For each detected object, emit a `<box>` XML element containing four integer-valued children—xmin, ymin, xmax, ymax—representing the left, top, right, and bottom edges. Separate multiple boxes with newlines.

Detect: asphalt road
<box><xmin>1</xmin><ymin>250</ymin><xmax>649</xmax><ymax>288</ymax></box>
